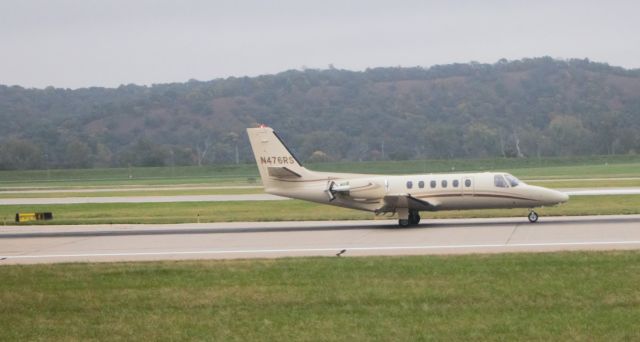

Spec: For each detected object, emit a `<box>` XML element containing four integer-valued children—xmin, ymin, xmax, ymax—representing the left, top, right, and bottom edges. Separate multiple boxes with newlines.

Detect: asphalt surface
<box><xmin>1</xmin><ymin>187</ymin><xmax>639</xmax><ymax>205</ymax></box>
<box><xmin>0</xmin><ymin>185</ymin><xmax>262</xmax><ymax>194</ymax></box>
<box><xmin>562</xmin><ymin>187</ymin><xmax>640</xmax><ymax>195</ymax></box>
<box><xmin>1</xmin><ymin>215</ymin><xmax>639</xmax><ymax>264</ymax></box>
<box><xmin>0</xmin><ymin>193</ymin><xmax>286</xmax><ymax>204</ymax></box>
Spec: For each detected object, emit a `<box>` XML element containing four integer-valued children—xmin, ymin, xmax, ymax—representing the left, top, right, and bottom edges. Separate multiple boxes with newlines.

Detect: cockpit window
<box><xmin>504</xmin><ymin>174</ymin><xmax>520</xmax><ymax>187</ymax></box>
<box><xmin>494</xmin><ymin>175</ymin><xmax>508</xmax><ymax>188</ymax></box>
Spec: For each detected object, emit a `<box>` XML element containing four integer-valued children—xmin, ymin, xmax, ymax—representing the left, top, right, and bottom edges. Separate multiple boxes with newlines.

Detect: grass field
<box><xmin>1</xmin><ymin>155</ymin><xmax>639</xmax><ymax>188</ymax></box>
<box><xmin>1</xmin><ymin>195</ymin><xmax>639</xmax><ymax>225</ymax></box>
<box><xmin>1</xmin><ymin>251</ymin><xmax>639</xmax><ymax>340</ymax></box>
<box><xmin>311</xmin><ymin>155</ymin><xmax>640</xmax><ymax>179</ymax></box>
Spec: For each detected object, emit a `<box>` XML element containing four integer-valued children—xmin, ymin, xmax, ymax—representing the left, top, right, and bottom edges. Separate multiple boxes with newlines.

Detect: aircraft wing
<box><xmin>378</xmin><ymin>194</ymin><xmax>436</xmax><ymax>212</ymax></box>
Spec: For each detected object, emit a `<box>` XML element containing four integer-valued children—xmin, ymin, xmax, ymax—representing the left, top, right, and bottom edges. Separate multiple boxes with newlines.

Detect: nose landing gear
<box><xmin>528</xmin><ymin>210</ymin><xmax>539</xmax><ymax>223</ymax></box>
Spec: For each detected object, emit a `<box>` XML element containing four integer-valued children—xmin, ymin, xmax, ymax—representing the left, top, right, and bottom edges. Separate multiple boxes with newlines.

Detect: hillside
<box><xmin>1</xmin><ymin>57</ymin><xmax>639</xmax><ymax>169</ymax></box>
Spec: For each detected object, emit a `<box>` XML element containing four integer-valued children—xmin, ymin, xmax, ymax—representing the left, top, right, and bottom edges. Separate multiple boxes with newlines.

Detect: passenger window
<box><xmin>441</xmin><ymin>180</ymin><xmax>447</xmax><ymax>188</ymax></box>
<box><xmin>418</xmin><ymin>181</ymin><xmax>424</xmax><ymax>189</ymax></box>
<box><xmin>453</xmin><ymin>179</ymin><xmax>459</xmax><ymax>187</ymax></box>
<box><xmin>465</xmin><ymin>179</ymin><xmax>471</xmax><ymax>187</ymax></box>
<box><xmin>406</xmin><ymin>181</ymin><xmax>413</xmax><ymax>189</ymax></box>
<box><xmin>494</xmin><ymin>175</ymin><xmax>508</xmax><ymax>188</ymax></box>
<box><xmin>430</xmin><ymin>180</ymin><xmax>436</xmax><ymax>188</ymax></box>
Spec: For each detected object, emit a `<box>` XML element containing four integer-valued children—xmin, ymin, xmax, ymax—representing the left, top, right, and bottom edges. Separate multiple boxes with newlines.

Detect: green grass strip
<box><xmin>1</xmin><ymin>251</ymin><xmax>640</xmax><ymax>340</ymax></box>
<box><xmin>2</xmin><ymin>156</ymin><xmax>640</xmax><ymax>187</ymax></box>
<box><xmin>1</xmin><ymin>195</ymin><xmax>639</xmax><ymax>225</ymax></box>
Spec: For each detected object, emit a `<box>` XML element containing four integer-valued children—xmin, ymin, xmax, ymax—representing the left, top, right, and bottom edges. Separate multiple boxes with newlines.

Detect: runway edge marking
<box><xmin>4</xmin><ymin>240</ymin><xmax>640</xmax><ymax>260</ymax></box>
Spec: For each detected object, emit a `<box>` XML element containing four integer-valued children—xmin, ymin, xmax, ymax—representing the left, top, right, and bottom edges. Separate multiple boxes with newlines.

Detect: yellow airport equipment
<box><xmin>15</xmin><ymin>212</ymin><xmax>53</xmax><ymax>223</ymax></box>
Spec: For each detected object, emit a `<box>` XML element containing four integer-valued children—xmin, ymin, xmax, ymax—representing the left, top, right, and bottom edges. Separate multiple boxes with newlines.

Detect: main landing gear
<box><xmin>398</xmin><ymin>209</ymin><xmax>421</xmax><ymax>227</ymax></box>
<box><xmin>409</xmin><ymin>210</ymin><xmax>421</xmax><ymax>225</ymax></box>
<box><xmin>528</xmin><ymin>210</ymin><xmax>539</xmax><ymax>223</ymax></box>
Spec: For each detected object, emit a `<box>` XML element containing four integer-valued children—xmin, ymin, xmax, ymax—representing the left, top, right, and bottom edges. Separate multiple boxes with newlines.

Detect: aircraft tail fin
<box><xmin>246</xmin><ymin>125</ymin><xmax>315</xmax><ymax>190</ymax></box>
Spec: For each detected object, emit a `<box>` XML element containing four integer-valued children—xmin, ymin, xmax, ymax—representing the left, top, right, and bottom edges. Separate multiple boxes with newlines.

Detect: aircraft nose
<box><xmin>532</xmin><ymin>186</ymin><xmax>569</xmax><ymax>205</ymax></box>
<box><xmin>558</xmin><ymin>191</ymin><xmax>569</xmax><ymax>203</ymax></box>
<box><xmin>551</xmin><ymin>190</ymin><xmax>569</xmax><ymax>204</ymax></box>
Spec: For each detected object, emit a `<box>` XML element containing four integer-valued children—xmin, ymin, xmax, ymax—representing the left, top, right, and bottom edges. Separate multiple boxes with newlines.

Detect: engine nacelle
<box><xmin>326</xmin><ymin>179</ymin><xmax>386</xmax><ymax>201</ymax></box>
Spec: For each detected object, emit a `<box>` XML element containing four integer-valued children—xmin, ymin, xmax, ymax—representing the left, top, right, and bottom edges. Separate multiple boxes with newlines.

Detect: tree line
<box><xmin>1</xmin><ymin>57</ymin><xmax>639</xmax><ymax>170</ymax></box>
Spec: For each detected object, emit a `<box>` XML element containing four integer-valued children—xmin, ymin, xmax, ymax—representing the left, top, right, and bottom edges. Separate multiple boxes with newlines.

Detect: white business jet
<box><xmin>247</xmin><ymin>125</ymin><xmax>569</xmax><ymax>227</ymax></box>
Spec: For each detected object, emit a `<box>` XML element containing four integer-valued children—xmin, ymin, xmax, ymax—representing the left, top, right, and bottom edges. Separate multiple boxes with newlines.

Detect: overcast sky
<box><xmin>1</xmin><ymin>0</ymin><xmax>638</xmax><ymax>89</ymax></box>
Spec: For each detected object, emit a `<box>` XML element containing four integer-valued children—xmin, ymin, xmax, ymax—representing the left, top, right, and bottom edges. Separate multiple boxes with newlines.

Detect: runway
<box><xmin>1</xmin><ymin>187</ymin><xmax>639</xmax><ymax>205</ymax></box>
<box><xmin>0</xmin><ymin>185</ymin><xmax>262</xmax><ymax>194</ymax></box>
<box><xmin>1</xmin><ymin>215</ymin><xmax>639</xmax><ymax>264</ymax></box>
<box><xmin>562</xmin><ymin>187</ymin><xmax>640</xmax><ymax>196</ymax></box>
<box><xmin>0</xmin><ymin>193</ymin><xmax>286</xmax><ymax>205</ymax></box>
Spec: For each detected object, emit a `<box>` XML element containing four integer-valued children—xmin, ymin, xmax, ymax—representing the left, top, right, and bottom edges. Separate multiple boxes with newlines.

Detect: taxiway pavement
<box><xmin>0</xmin><ymin>185</ymin><xmax>262</xmax><ymax>194</ymax></box>
<box><xmin>1</xmin><ymin>215</ymin><xmax>639</xmax><ymax>264</ymax></box>
<box><xmin>1</xmin><ymin>187</ymin><xmax>640</xmax><ymax>205</ymax></box>
<box><xmin>0</xmin><ymin>193</ymin><xmax>286</xmax><ymax>205</ymax></box>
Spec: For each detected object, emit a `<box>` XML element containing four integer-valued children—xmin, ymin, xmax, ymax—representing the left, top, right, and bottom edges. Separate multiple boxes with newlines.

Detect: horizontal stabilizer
<box><xmin>267</xmin><ymin>167</ymin><xmax>302</xmax><ymax>179</ymax></box>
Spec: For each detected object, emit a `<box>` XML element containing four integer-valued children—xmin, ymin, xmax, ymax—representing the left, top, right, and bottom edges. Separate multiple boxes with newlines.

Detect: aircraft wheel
<box><xmin>409</xmin><ymin>211</ymin><xmax>421</xmax><ymax>225</ymax></box>
<box><xmin>398</xmin><ymin>219</ymin><xmax>410</xmax><ymax>227</ymax></box>
<box><xmin>528</xmin><ymin>211</ymin><xmax>539</xmax><ymax>223</ymax></box>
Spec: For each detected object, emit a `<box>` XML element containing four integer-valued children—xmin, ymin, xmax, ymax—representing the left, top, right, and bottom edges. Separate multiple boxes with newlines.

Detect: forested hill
<box><xmin>1</xmin><ymin>57</ymin><xmax>640</xmax><ymax>170</ymax></box>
